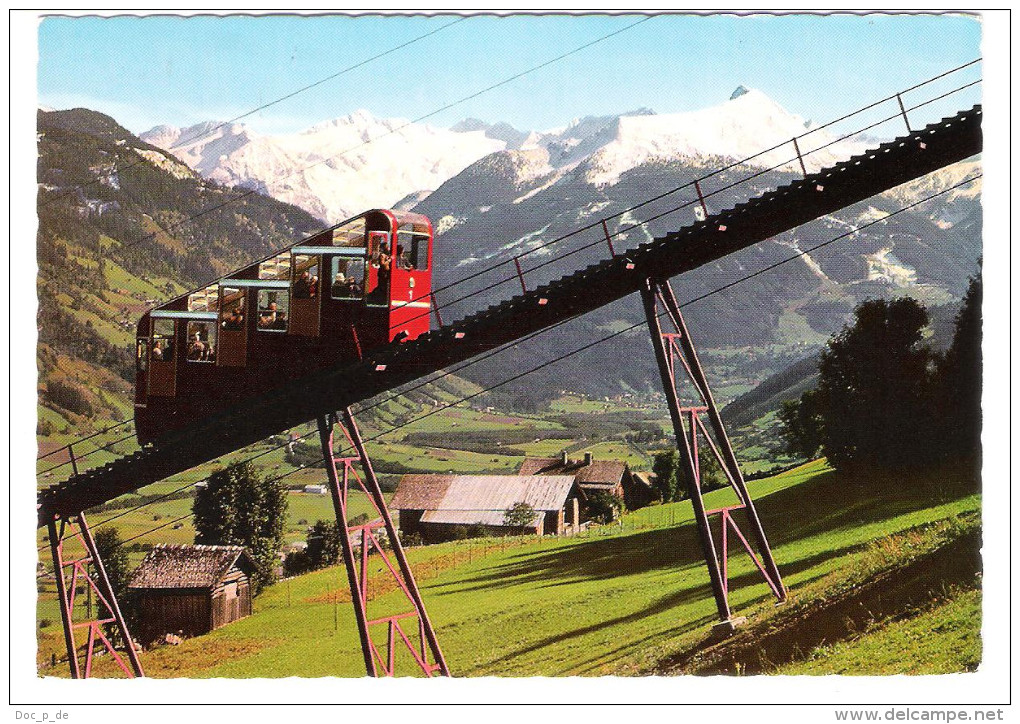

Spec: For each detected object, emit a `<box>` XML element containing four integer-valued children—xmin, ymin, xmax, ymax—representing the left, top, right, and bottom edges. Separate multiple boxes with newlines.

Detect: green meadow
<box><xmin>38</xmin><ymin>460</ymin><xmax>981</xmax><ymax>677</ymax></box>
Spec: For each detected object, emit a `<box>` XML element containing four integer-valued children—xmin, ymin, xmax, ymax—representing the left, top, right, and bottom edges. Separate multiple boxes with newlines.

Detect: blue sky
<box><xmin>38</xmin><ymin>13</ymin><xmax>982</xmax><ymax>136</ymax></box>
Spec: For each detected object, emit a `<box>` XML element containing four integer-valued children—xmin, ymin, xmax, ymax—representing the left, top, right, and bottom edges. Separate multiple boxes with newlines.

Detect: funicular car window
<box><xmin>365</xmin><ymin>232</ymin><xmax>392</xmax><ymax>305</ymax></box>
<box><xmin>220</xmin><ymin>287</ymin><xmax>245</xmax><ymax>331</ymax></box>
<box><xmin>151</xmin><ymin>319</ymin><xmax>175</xmax><ymax>362</ymax></box>
<box><xmin>259</xmin><ymin>251</ymin><xmax>291</xmax><ymax>280</ymax></box>
<box><xmin>136</xmin><ymin>339</ymin><xmax>148</xmax><ymax>372</ymax></box>
<box><xmin>396</xmin><ymin>224</ymin><xmax>429</xmax><ymax>270</ymax></box>
<box><xmin>293</xmin><ymin>254</ymin><xmax>320</xmax><ymax>299</ymax></box>
<box><xmin>330</xmin><ymin>257</ymin><xmax>365</xmax><ymax>299</ymax></box>
<box><xmin>186</xmin><ymin>321</ymin><xmax>216</xmax><ymax>363</ymax></box>
<box><xmin>257</xmin><ymin>289</ymin><xmax>290</xmax><ymax>332</ymax></box>
<box><xmin>332</xmin><ymin>218</ymin><xmax>366</xmax><ymax>247</ymax></box>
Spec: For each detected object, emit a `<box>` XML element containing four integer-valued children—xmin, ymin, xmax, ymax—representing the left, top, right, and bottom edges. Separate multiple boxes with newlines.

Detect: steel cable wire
<box><xmin>38</xmin><ymin>18</ymin><xmax>652</xmax><ymax>252</ymax></box>
<box><xmin>38</xmin><ymin>18</ymin><xmax>469</xmax><ymax>209</ymax></box>
<box><xmin>389</xmin><ymin>79</ymin><xmax>984</xmax><ymax>332</ymax></box>
<box><xmin>41</xmin><ymin>56</ymin><xmax>980</xmax><ymax>315</ymax></box>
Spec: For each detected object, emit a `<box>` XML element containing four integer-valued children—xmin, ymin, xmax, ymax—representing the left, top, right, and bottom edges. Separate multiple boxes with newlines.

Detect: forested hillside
<box><xmin>36</xmin><ymin>109</ymin><xmax>323</xmax><ymax>439</ymax></box>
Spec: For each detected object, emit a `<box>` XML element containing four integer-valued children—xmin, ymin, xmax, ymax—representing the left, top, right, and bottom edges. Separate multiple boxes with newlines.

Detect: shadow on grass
<box><xmin>654</xmin><ymin>527</ymin><xmax>982</xmax><ymax>675</ymax></box>
<box><xmin>469</xmin><ymin>542</ymin><xmax>874</xmax><ymax>675</ymax></box>
<box><xmin>434</xmin><ymin>466</ymin><xmax>976</xmax><ymax>597</ymax></box>
<box><xmin>481</xmin><ymin>587</ymin><xmax>719</xmax><ymax>674</ymax></box>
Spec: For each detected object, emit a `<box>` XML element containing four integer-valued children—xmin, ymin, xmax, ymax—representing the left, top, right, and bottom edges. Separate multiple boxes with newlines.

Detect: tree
<box><xmin>93</xmin><ymin>526</ymin><xmax>130</xmax><ymax>601</ymax></box>
<box><xmin>584</xmin><ymin>490</ymin><xmax>623</xmax><ymax>524</ymax></box>
<box><xmin>781</xmin><ymin>297</ymin><xmax>937</xmax><ymax>473</ymax></box>
<box><xmin>193</xmin><ymin>462</ymin><xmax>288</xmax><ymax>594</ymax></box>
<box><xmin>652</xmin><ymin>446</ymin><xmax>727</xmax><ymax>502</ymax></box>
<box><xmin>283</xmin><ymin>550</ymin><xmax>312</xmax><ymax>577</ymax></box>
<box><xmin>693</xmin><ymin>446</ymin><xmax>727</xmax><ymax>493</ymax></box>
<box><xmin>933</xmin><ymin>274</ymin><xmax>982</xmax><ymax>467</ymax></box>
<box><xmin>305</xmin><ymin>519</ymin><xmax>340</xmax><ymax>570</ymax></box>
<box><xmin>652</xmin><ymin>450</ymin><xmax>680</xmax><ymax>502</ymax></box>
<box><xmin>503</xmin><ymin>501</ymin><xmax>537</xmax><ymax>528</ymax></box>
<box><xmin>92</xmin><ymin>526</ymin><xmax>135</xmax><ymax>644</ymax></box>
<box><xmin>818</xmin><ymin>298</ymin><xmax>935</xmax><ymax>471</ymax></box>
<box><xmin>778</xmin><ymin>389</ymin><xmax>823</xmax><ymax>459</ymax></box>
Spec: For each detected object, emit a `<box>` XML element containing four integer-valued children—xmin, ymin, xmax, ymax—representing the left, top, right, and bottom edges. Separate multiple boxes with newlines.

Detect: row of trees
<box><xmin>779</xmin><ymin>277</ymin><xmax>981</xmax><ymax>473</ymax></box>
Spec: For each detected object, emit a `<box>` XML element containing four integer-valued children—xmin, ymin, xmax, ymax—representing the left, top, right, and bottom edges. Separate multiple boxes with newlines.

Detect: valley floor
<box><xmin>37</xmin><ymin>460</ymin><xmax>981</xmax><ymax>678</ymax></box>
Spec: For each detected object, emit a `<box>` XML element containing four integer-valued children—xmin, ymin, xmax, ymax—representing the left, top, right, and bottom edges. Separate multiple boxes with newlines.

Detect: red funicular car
<box><xmin>134</xmin><ymin>209</ymin><xmax>434</xmax><ymax>444</ymax></box>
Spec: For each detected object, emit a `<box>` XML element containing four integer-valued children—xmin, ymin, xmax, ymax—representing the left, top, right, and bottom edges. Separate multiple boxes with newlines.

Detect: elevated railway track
<box><xmin>39</xmin><ymin>104</ymin><xmax>982</xmax><ymax>526</ymax></box>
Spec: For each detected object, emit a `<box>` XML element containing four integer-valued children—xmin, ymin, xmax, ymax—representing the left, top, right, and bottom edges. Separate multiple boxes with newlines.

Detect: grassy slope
<box><xmin>778</xmin><ymin>587</ymin><xmax>981</xmax><ymax>675</ymax></box>
<box><xmin>40</xmin><ymin>459</ymin><xmax>980</xmax><ymax>678</ymax></box>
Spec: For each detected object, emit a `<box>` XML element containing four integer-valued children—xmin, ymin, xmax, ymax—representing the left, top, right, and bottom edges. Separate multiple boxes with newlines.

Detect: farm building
<box><xmin>127</xmin><ymin>544</ymin><xmax>256</xmax><ymax>645</ymax></box>
<box><xmin>519</xmin><ymin>452</ymin><xmax>656</xmax><ymax>510</ymax></box>
<box><xmin>630</xmin><ymin>471</ymin><xmax>658</xmax><ymax>502</ymax></box>
<box><xmin>392</xmin><ymin>475</ymin><xmax>584</xmax><ymax>541</ymax></box>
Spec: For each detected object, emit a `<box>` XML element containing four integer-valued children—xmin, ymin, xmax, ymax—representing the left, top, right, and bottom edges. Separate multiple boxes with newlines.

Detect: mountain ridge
<box><xmin>138</xmin><ymin>88</ymin><xmax>867</xmax><ymax>225</ymax></box>
<box><xmin>43</xmin><ymin>97</ymin><xmax>981</xmax><ymax>418</ymax></box>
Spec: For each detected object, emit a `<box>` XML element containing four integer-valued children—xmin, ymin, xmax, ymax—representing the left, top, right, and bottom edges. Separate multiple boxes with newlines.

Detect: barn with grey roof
<box><xmin>519</xmin><ymin>451</ymin><xmax>655</xmax><ymax>510</ymax></box>
<box><xmin>392</xmin><ymin>474</ymin><xmax>584</xmax><ymax>541</ymax></box>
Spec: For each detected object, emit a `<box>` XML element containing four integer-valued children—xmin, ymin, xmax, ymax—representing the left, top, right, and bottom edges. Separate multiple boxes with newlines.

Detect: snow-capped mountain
<box><xmin>137</xmin><ymin>88</ymin><xmax>979</xmax><ymax>404</ymax></box>
<box><xmin>469</xmin><ymin>87</ymin><xmax>866</xmax><ymax>187</ymax></box>
<box><xmin>575</xmin><ymin>88</ymin><xmax>868</xmax><ymax>186</ymax></box>
<box><xmin>403</xmin><ymin>90</ymin><xmax>980</xmax><ymax>404</ymax></box>
<box><xmin>143</xmin><ymin>87</ymin><xmax>871</xmax><ymax>227</ymax></box>
<box><xmin>141</xmin><ymin>110</ymin><xmax>508</xmax><ymax>223</ymax></box>
<box><xmin>881</xmin><ymin>158</ymin><xmax>982</xmax><ymax>229</ymax></box>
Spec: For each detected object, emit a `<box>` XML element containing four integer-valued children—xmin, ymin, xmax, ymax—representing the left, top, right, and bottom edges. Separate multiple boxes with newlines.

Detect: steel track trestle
<box><xmin>641</xmin><ymin>278</ymin><xmax>786</xmax><ymax>630</ymax></box>
<box><xmin>316</xmin><ymin>409</ymin><xmax>450</xmax><ymax>677</ymax></box>
<box><xmin>46</xmin><ymin>513</ymin><xmax>145</xmax><ymax>678</ymax></box>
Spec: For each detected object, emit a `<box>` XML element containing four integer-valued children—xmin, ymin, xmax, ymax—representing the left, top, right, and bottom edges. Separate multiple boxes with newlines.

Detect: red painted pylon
<box><xmin>317</xmin><ymin>409</ymin><xmax>450</xmax><ymax>676</ymax></box>
<box><xmin>47</xmin><ymin>513</ymin><xmax>144</xmax><ymax>678</ymax></box>
<box><xmin>642</xmin><ymin>278</ymin><xmax>786</xmax><ymax>630</ymax></box>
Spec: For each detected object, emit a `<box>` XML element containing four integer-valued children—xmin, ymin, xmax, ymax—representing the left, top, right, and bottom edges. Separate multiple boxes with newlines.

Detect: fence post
<box><xmin>601</xmin><ymin>219</ymin><xmax>617</xmax><ymax>257</ymax></box>
<box><xmin>694</xmin><ymin>180</ymin><xmax>709</xmax><ymax>218</ymax></box>
<box><xmin>430</xmin><ymin>292</ymin><xmax>444</xmax><ymax>328</ymax></box>
<box><xmin>68</xmin><ymin>444</ymin><xmax>78</xmax><ymax>477</ymax></box>
<box><xmin>792</xmin><ymin>137</ymin><xmax>808</xmax><ymax>176</ymax></box>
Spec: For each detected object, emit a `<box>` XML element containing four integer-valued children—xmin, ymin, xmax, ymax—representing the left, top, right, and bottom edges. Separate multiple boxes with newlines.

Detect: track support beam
<box><xmin>317</xmin><ymin>409</ymin><xmax>450</xmax><ymax>677</ymax></box>
<box><xmin>47</xmin><ymin>513</ymin><xmax>144</xmax><ymax>678</ymax></box>
<box><xmin>641</xmin><ymin>278</ymin><xmax>786</xmax><ymax>629</ymax></box>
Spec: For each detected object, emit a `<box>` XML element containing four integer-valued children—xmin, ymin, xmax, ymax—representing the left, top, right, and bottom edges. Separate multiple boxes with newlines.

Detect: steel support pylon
<box><xmin>317</xmin><ymin>408</ymin><xmax>450</xmax><ymax>677</ymax></box>
<box><xmin>641</xmin><ymin>278</ymin><xmax>786</xmax><ymax>628</ymax></box>
<box><xmin>46</xmin><ymin>513</ymin><xmax>144</xmax><ymax>678</ymax></box>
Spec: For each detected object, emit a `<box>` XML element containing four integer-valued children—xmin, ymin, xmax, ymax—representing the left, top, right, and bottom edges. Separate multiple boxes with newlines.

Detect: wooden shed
<box><xmin>392</xmin><ymin>475</ymin><xmax>583</xmax><ymax>542</ymax></box>
<box><xmin>127</xmin><ymin>544</ymin><xmax>256</xmax><ymax>645</ymax></box>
